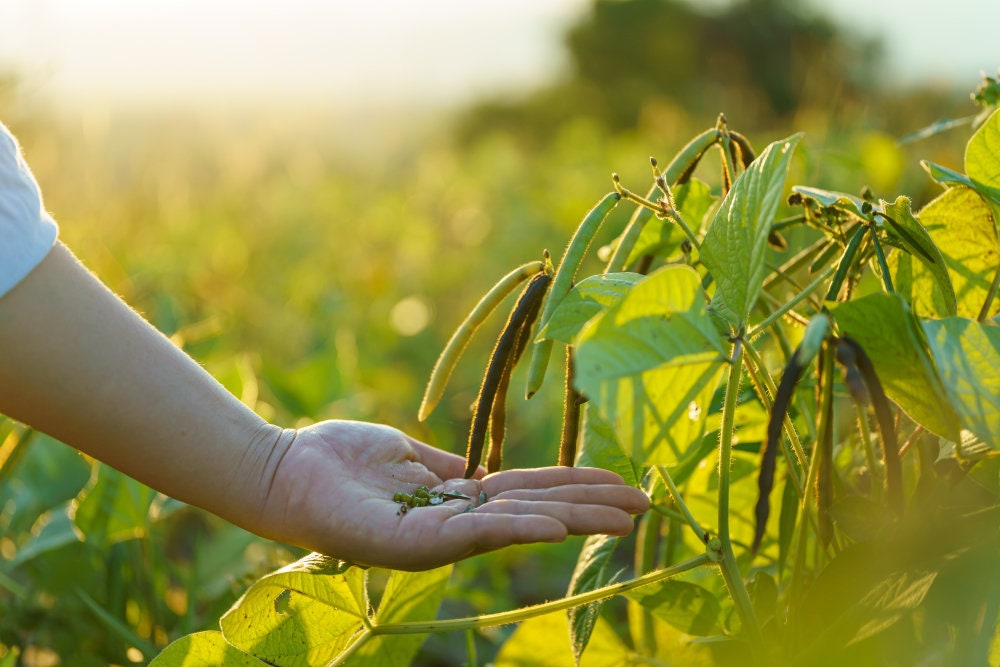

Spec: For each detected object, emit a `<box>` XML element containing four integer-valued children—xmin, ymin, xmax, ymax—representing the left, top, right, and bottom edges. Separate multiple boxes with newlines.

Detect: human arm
<box><xmin>0</xmin><ymin>242</ymin><xmax>648</xmax><ymax>569</ymax></box>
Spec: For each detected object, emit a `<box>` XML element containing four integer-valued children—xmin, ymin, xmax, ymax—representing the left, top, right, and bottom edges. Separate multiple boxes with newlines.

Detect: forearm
<box><xmin>0</xmin><ymin>242</ymin><xmax>289</xmax><ymax>530</ymax></box>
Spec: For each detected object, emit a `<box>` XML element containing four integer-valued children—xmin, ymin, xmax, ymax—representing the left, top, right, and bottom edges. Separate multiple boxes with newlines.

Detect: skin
<box><xmin>0</xmin><ymin>242</ymin><xmax>649</xmax><ymax>571</ymax></box>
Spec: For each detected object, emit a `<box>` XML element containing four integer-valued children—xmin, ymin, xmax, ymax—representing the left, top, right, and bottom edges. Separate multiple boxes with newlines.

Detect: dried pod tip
<box><xmin>787</xmin><ymin>192</ymin><xmax>804</xmax><ymax>206</ymax></box>
<box><xmin>861</xmin><ymin>201</ymin><xmax>873</xmax><ymax>216</ymax></box>
<box><xmin>656</xmin><ymin>175</ymin><xmax>667</xmax><ymax>189</ymax></box>
<box><xmin>611</xmin><ymin>172</ymin><xmax>620</xmax><ymax>183</ymax></box>
<box><xmin>649</xmin><ymin>156</ymin><xmax>658</xmax><ymax>167</ymax></box>
<box><xmin>861</xmin><ymin>185</ymin><xmax>874</xmax><ymax>201</ymax></box>
<box><xmin>716</xmin><ymin>112</ymin><xmax>728</xmax><ymax>128</ymax></box>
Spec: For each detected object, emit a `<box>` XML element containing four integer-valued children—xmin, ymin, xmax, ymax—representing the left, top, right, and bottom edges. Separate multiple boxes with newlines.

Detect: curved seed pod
<box><xmin>486</xmin><ymin>277</ymin><xmax>547</xmax><ymax>474</ymax></box>
<box><xmin>525</xmin><ymin>192</ymin><xmax>622</xmax><ymax>399</ymax></box>
<box><xmin>605</xmin><ymin>189</ymin><xmax>656</xmax><ymax>273</ymax></box>
<box><xmin>558</xmin><ymin>346</ymin><xmax>581</xmax><ymax>466</ymax></box>
<box><xmin>465</xmin><ymin>272</ymin><xmax>551</xmax><ymax>478</ymax></box>
<box><xmin>839</xmin><ymin>336</ymin><xmax>902</xmax><ymax>514</ymax></box>
<box><xmin>752</xmin><ymin>314</ymin><xmax>831</xmax><ymax>552</ymax></box>
<box><xmin>824</xmin><ymin>225</ymin><xmax>866</xmax><ymax>301</ymax></box>
<box><xmin>419</xmin><ymin>259</ymin><xmax>546</xmax><ymax>421</ymax></box>
<box><xmin>666</xmin><ymin>128</ymin><xmax>722</xmax><ymax>186</ymax></box>
<box><xmin>729</xmin><ymin>130</ymin><xmax>757</xmax><ymax>168</ymax></box>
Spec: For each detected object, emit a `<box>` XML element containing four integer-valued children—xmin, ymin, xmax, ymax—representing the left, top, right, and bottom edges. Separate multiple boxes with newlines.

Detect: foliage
<box><xmin>135</xmin><ymin>89</ymin><xmax>1000</xmax><ymax>665</ymax></box>
<box><xmin>1</xmin><ymin>38</ymin><xmax>998</xmax><ymax>666</ymax></box>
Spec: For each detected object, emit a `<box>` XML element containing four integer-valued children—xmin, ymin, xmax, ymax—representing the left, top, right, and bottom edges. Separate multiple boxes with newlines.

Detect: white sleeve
<box><xmin>0</xmin><ymin>122</ymin><xmax>59</xmax><ymax>298</ymax></box>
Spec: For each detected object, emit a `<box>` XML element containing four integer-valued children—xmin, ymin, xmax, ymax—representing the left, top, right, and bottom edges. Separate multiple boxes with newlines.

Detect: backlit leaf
<box><xmin>922</xmin><ymin>317</ymin><xmax>1000</xmax><ymax>446</ymax></box>
<box><xmin>71</xmin><ymin>463</ymin><xmax>157</xmax><ymax>545</ymax></box>
<box><xmin>538</xmin><ymin>273</ymin><xmax>642</xmax><ymax>344</ymax></box>
<box><xmin>881</xmin><ymin>195</ymin><xmax>956</xmax><ymax>316</ymax></box>
<box><xmin>567</xmin><ymin>534</ymin><xmax>620</xmax><ymax>665</ymax></box>
<box><xmin>965</xmin><ymin>109</ymin><xmax>1000</xmax><ymax>204</ymax></box>
<box><xmin>830</xmin><ymin>293</ymin><xmax>962</xmax><ymax>441</ymax></box>
<box><xmin>494</xmin><ymin>611</ymin><xmax>629</xmax><ymax>667</ymax></box>
<box><xmin>574</xmin><ymin>265</ymin><xmax>726</xmax><ymax>466</ymax></box>
<box><xmin>625</xmin><ymin>580</ymin><xmax>722</xmax><ymax>636</ymax></box>
<box><xmin>150</xmin><ymin>631</ymin><xmax>266</xmax><ymax>666</ymax></box>
<box><xmin>702</xmin><ymin>134</ymin><xmax>801</xmax><ymax>326</ymax></box>
<box><xmin>892</xmin><ymin>186</ymin><xmax>999</xmax><ymax>319</ymax></box>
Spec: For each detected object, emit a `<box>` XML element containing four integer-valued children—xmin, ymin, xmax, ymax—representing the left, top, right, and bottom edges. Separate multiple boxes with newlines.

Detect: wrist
<box><xmin>228</xmin><ymin>422</ymin><xmax>298</xmax><ymax>537</ymax></box>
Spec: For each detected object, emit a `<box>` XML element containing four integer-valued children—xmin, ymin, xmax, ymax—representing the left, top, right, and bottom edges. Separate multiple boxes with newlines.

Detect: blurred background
<box><xmin>0</xmin><ymin>0</ymin><xmax>997</xmax><ymax>664</ymax></box>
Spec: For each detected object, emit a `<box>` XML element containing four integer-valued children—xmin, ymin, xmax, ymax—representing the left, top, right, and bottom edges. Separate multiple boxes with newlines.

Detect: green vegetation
<box><xmin>2</xmin><ymin>1</ymin><xmax>998</xmax><ymax>664</ymax></box>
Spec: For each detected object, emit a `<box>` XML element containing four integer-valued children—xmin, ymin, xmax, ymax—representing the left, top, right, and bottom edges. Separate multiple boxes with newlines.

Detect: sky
<box><xmin>0</xmin><ymin>0</ymin><xmax>997</xmax><ymax>111</ymax></box>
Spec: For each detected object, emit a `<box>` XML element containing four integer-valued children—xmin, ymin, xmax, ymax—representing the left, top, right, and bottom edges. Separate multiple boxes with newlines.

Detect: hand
<box><xmin>253</xmin><ymin>420</ymin><xmax>650</xmax><ymax>570</ymax></box>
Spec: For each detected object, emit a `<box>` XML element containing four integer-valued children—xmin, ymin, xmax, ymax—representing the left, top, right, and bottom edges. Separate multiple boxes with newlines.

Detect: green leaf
<box><xmin>881</xmin><ymin>195</ymin><xmax>957</xmax><ymax>316</ymax></box>
<box><xmin>494</xmin><ymin>611</ymin><xmax>629</xmax><ymax>667</ymax></box>
<box><xmin>71</xmin><ymin>463</ymin><xmax>157</xmax><ymax>545</ymax></box>
<box><xmin>827</xmin><ymin>495</ymin><xmax>895</xmax><ymax>543</ymax></box>
<box><xmin>965</xmin><ymin>109</ymin><xmax>1000</xmax><ymax>205</ymax></box>
<box><xmin>625</xmin><ymin>579</ymin><xmax>722</xmax><ymax>636</ymax></box>
<box><xmin>538</xmin><ymin>273</ymin><xmax>642</xmax><ymax>344</ymax></box>
<box><xmin>791</xmin><ymin>185</ymin><xmax>868</xmax><ymax>217</ymax></box>
<box><xmin>922</xmin><ymin>318</ymin><xmax>1000</xmax><ymax>445</ymax></box>
<box><xmin>151</xmin><ymin>631</ymin><xmax>266</xmax><ymax>666</ymax></box>
<box><xmin>567</xmin><ymin>534</ymin><xmax>620</xmax><ymax>666</ymax></box>
<box><xmin>220</xmin><ymin>553</ymin><xmax>369</xmax><ymax>666</ymax></box>
<box><xmin>576</xmin><ymin>406</ymin><xmax>639</xmax><ymax>488</ymax></box>
<box><xmin>702</xmin><ymin>134</ymin><xmax>801</xmax><ymax>326</ymax></box>
<box><xmin>830</xmin><ymin>293</ymin><xmax>962</xmax><ymax>441</ymax></box>
<box><xmin>574</xmin><ymin>265</ymin><xmax>726</xmax><ymax>466</ymax></box>
<box><xmin>627</xmin><ymin>178</ymin><xmax>716</xmax><ymax>265</ymax></box>
<box><xmin>921</xmin><ymin>160</ymin><xmax>976</xmax><ymax>190</ymax></box>
<box><xmin>894</xmin><ymin>186</ymin><xmax>999</xmax><ymax>319</ymax></box>
<box><xmin>344</xmin><ymin>566</ymin><xmax>452</xmax><ymax>667</ymax></box>
<box><xmin>8</xmin><ymin>503</ymin><xmax>81</xmax><ymax>568</ymax></box>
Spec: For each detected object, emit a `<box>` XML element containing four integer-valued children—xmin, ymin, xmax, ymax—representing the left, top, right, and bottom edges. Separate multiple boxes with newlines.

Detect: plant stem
<box><xmin>370</xmin><ymin>554</ymin><xmax>711</xmax><ymax>636</ymax></box>
<box><xmin>977</xmin><ymin>260</ymin><xmax>1000</xmax><ymax>321</ymax></box>
<box><xmin>716</xmin><ymin>337</ymin><xmax>764</xmax><ymax>657</ymax></box>
<box><xmin>325</xmin><ymin>627</ymin><xmax>372</xmax><ymax>667</ymax></box>
<box><xmin>747</xmin><ymin>265</ymin><xmax>834</xmax><ymax>342</ymax></box>
<box><xmin>655</xmin><ymin>464</ymin><xmax>707</xmax><ymax>543</ymax></box>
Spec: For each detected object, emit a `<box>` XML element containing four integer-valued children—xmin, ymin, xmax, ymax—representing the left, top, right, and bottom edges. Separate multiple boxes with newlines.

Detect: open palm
<box><xmin>257</xmin><ymin>420</ymin><xmax>649</xmax><ymax>570</ymax></box>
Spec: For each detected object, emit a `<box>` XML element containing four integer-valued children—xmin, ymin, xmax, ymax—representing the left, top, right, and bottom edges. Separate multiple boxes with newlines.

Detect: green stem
<box><xmin>325</xmin><ymin>627</ymin><xmax>372</xmax><ymax>667</ymax></box>
<box><xmin>717</xmin><ymin>337</ymin><xmax>764</xmax><ymax>657</ymax></box>
<box><xmin>465</xmin><ymin>628</ymin><xmax>478</xmax><ymax>667</ymax></box>
<box><xmin>856</xmin><ymin>401</ymin><xmax>880</xmax><ymax>497</ymax></box>
<box><xmin>371</xmin><ymin>554</ymin><xmax>711</xmax><ymax>636</ymax></box>
<box><xmin>977</xmin><ymin>260</ymin><xmax>1000</xmax><ymax>321</ymax></box>
<box><xmin>747</xmin><ymin>265</ymin><xmax>835</xmax><ymax>342</ymax></box>
<box><xmin>655</xmin><ymin>464</ymin><xmax>707</xmax><ymax>543</ymax></box>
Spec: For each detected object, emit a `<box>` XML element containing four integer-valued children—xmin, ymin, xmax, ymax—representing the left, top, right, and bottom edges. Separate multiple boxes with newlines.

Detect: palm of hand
<box><xmin>259</xmin><ymin>420</ymin><xmax>649</xmax><ymax>570</ymax></box>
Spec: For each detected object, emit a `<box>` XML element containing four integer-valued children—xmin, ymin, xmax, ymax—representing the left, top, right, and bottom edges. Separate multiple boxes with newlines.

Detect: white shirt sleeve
<box><xmin>0</xmin><ymin>122</ymin><xmax>59</xmax><ymax>298</ymax></box>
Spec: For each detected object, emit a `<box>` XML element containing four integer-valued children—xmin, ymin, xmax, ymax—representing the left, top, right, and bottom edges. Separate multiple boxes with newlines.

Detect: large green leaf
<box><xmin>922</xmin><ymin>318</ymin><xmax>1000</xmax><ymax>445</ymax></box>
<box><xmin>71</xmin><ymin>463</ymin><xmax>157</xmax><ymax>545</ymax></box>
<box><xmin>494</xmin><ymin>611</ymin><xmax>630</xmax><ymax>667</ymax></box>
<box><xmin>830</xmin><ymin>293</ymin><xmax>962</xmax><ymax>441</ymax></box>
<box><xmin>343</xmin><ymin>566</ymin><xmax>452</xmax><ymax>667</ymax></box>
<box><xmin>567</xmin><ymin>534</ymin><xmax>621</xmax><ymax>666</ymax></box>
<box><xmin>624</xmin><ymin>579</ymin><xmax>722</xmax><ymax>636</ymax></box>
<box><xmin>881</xmin><ymin>195</ymin><xmax>956</xmax><ymax>316</ymax></box>
<box><xmin>791</xmin><ymin>185</ymin><xmax>868</xmax><ymax>217</ymax></box>
<box><xmin>220</xmin><ymin>554</ymin><xmax>369</xmax><ymax>666</ymax></box>
<box><xmin>574</xmin><ymin>265</ymin><xmax>726</xmax><ymax>466</ymax></box>
<box><xmin>893</xmin><ymin>186</ymin><xmax>999</xmax><ymax>319</ymax></box>
<box><xmin>151</xmin><ymin>631</ymin><xmax>266</xmax><ymax>666</ymax></box>
<box><xmin>965</xmin><ymin>109</ymin><xmax>1000</xmax><ymax>205</ymax></box>
<box><xmin>702</xmin><ymin>134</ymin><xmax>801</xmax><ymax>327</ymax></box>
<box><xmin>537</xmin><ymin>273</ymin><xmax>642</xmax><ymax>344</ymax></box>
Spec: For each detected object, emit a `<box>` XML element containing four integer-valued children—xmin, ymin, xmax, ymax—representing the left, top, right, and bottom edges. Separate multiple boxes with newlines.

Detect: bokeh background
<box><xmin>1</xmin><ymin>0</ymin><xmax>997</xmax><ymax>664</ymax></box>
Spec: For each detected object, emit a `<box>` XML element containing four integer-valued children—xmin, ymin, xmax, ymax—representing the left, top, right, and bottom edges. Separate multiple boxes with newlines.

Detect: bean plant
<box><xmin>148</xmin><ymin>77</ymin><xmax>1000</xmax><ymax>666</ymax></box>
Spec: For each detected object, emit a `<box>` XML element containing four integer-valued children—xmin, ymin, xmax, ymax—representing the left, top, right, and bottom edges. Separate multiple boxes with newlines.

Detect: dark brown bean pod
<box><xmin>558</xmin><ymin>346</ymin><xmax>581</xmax><ymax>466</ymax></box>
<box><xmin>464</xmin><ymin>272</ymin><xmax>551</xmax><ymax>478</ymax></box>
<box><xmin>752</xmin><ymin>350</ymin><xmax>809</xmax><ymax>552</ymax></box>
<box><xmin>486</xmin><ymin>284</ymin><xmax>546</xmax><ymax>474</ymax></box>
<box><xmin>729</xmin><ymin>130</ymin><xmax>757</xmax><ymax>168</ymax></box>
<box><xmin>839</xmin><ymin>336</ymin><xmax>902</xmax><ymax>514</ymax></box>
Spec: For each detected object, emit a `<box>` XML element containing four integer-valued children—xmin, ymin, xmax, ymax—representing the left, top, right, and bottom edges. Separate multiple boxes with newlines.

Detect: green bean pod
<box><xmin>665</xmin><ymin>128</ymin><xmax>722</xmax><ymax>186</ymax></box>
<box><xmin>558</xmin><ymin>346</ymin><xmax>581</xmax><ymax>466</ymax></box>
<box><xmin>486</xmin><ymin>277</ymin><xmax>547</xmax><ymax>474</ymax></box>
<box><xmin>465</xmin><ymin>272</ymin><xmax>552</xmax><ymax>478</ymax></box>
<box><xmin>419</xmin><ymin>259</ymin><xmax>546</xmax><ymax>421</ymax></box>
<box><xmin>729</xmin><ymin>130</ymin><xmax>757</xmax><ymax>168</ymax></box>
<box><xmin>524</xmin><ymin>192</ymin><xmax>622</xmax><ymax>399</ymax></box>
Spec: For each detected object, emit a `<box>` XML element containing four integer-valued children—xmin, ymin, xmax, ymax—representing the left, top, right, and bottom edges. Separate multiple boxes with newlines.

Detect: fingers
<box><xmin>472</xmin><ymin>499</ymin><xmax>638</xmax><ymax>536</ymax></box>
<box><xmin>440</xmin><ymin>512</ymin><xmax>568</xmax><ymax>551</ymax></box>
<box><xmin>492</xmin><ymin>484</ymin><xmax>650</xmax><ymax>514</ymax></box>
